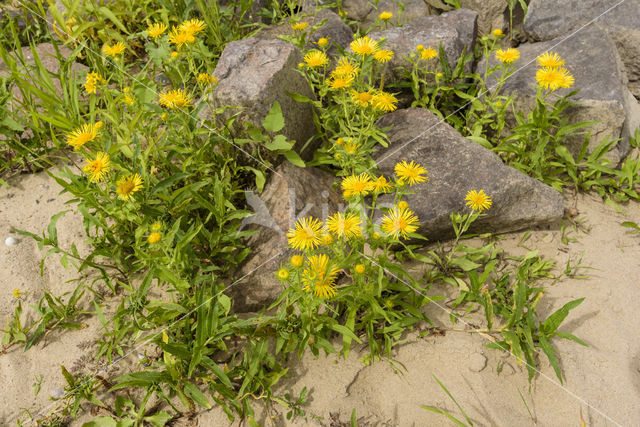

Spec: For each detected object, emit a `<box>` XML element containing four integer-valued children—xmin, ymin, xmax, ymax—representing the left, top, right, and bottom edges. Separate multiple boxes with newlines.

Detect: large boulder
<box><xmin>202</xmin><ymin>37</ymin><xmax>318</xmax><ymax>159</ymax></box>
<box><xmin>374</xmin><ymin>108</ymin><xmax>564</xmax><ymax>240</ymax></box>
<box><xmin>479</xmin><ymin>26</ymin><xmax>640</xmax><ymax>165</ymax></box>
<box><xmin>459</xmin><ymin>0</ymin><xmax>507</xmax><ymax>35</ymax></box>
<box><xmin>231</xmin><ymin>163</ymin><xmax>341</xmax><ymax>312</ymax></box>
<box><xmin>524</xmin><ymin>0</ymin><xmax>640</xmax><ymax>99</ymax></box>
<box><xmin>343</xmin><ymin>0</ymin><xmax>431</xmax><ymax>31</ymax></box>
<box><xmin>368</xmin><ymin>9</ymin><xmax>478</xmax><ymax>82</ymax></box>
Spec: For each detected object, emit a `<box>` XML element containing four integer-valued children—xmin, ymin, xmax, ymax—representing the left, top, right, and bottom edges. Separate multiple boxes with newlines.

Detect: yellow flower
<box><xmin>465</xmin><ymin>189</ymin><xmax>492</xmax><ymax>212</ymax></box>
<box><xmin>168</xmin><ymin>27</ymin><xmax>195</xmax><ymax>50</ymax></box>
<box><xmin>317</xmin><ymin>37</ymin><xmax>329</xmax><ymax>47</ymax></box>
<box><xmin>420</xmin><ymin>47</ymin><xmax>437</xmax><ymax>61</ymax></box>
<box><xmin>398</xmin><ymin>201</ymin><xmax>409</xmax><ymax>210</ymax></box>
<box><xmin>12</xmin><ymin>289</ymin><xmax>21</xmax><ymax>298</ymax></box>
<box><xmin>354</xmin><ymin>264</ymin><xmax>365</xmax><ymax>274</ymax></box>
<box><xmin>158</xmin><ymin>89</ymin><xmax>192</xmax><ymax>109</ymax></box>
<box><xmin>371</xmin><ymin>91</ymin><xmax>398</xmax><ymax>112</ymax></box>
<box><xmin>341</xmin><ymin>173</ymin><xmax>373</xmax><ymax>198</ymax></box>
<box><xmin>332</xmin><ymin>57</ymin><xmax>359</xmax><ymax>77</ymax></box>
<box><xmin>335</xmin><ymin>137</ymin><xmax>344</xmax><ymax>145</ymax></box>
<box><xmin>416</xmin><ymin>44</ymin><xmax>424</xmax><ymax>51</ymax></box>
<box><xmin>66</xmin><ymin>122</ymin><xmax>103</xmax><ymax>150</ymax></box>
<box><xmin>277</xmin><ymin>268</ymin><xmax>289</xmax><ymax>280</ymax></box>
<box><xmin>291</xmin><ymin>21</ymin><xmax>308</xmax><ymax>31</ymax></box>
<box><xmin>343</xmin><ymin>140</ymin><xmax>359</xmax><ymax>154</ymax></box>
<box><xmin>162</xmin><ymin>331</ymin><xmax>169</xmax><ymax>344</ymax></box>
<box><xmin>536</xmin><ymin>67</ymin><xmax>574</xmax><ymax>90</ymax></box>
<box><xmin>381</xmin><ymin>206</ymin><xmax>419</xmax><ymax>239</ymax></box>
<box><xmin>197</xmin><ymin>73</ymin><xmax>217</xmax><ymax>85</ymax></box>
<box><xmin>146</xmin><ymin>22</ymin><xmax>167</xmax><ymax>39</ymax></box>
<box><xmin>287</xmin><ymin>217</ymin><xmax>323</xmax><ymax>251</ymax></box>
<box><xmin>123</xmin><ymin>95</ymin><xmax>134</xmax><ymax>104</ymax></box>
<box><xmin>148</xmin><ymin>232</ymin><xmax>162</xmax><ymax>244</ymax></box>
<box><xmin>82</xmin><ymin>152</ymin><xmax>111</xmax><ymax>182</ymax></box>
<box><xmin>371</xmin><ymin>175</ymin><xmax>392</xmax><ymax>193</ymax></box>
<box><xmin>304</xmin><ymin>50</ymin><xmax>329</xmax><ymax>68</ymax></box>
<box><xmin>179</xmin><ymin>18</ymin><xmax>206</xmax><ymax>36</ymax></box>
<box><xmin>84</xmin><ymin>72</ymin><xmax>103</xmax><ymax>94</ymax></box>
<box><xmin>322</xmin><ymin>233</ymin><xmax>334</xmax><ymax>245</ymax></box>
<box><xmin>373</xmin><ymin>49</ymin><xmax>393</xmax><ymax>63</ymax></box>
<box><xmin>151</xmin><ymin>222</ymin><xmax>163</xmax><ymax>231</ymax></box>
<box><xmin>395</xmin><ymin>160</ymin><xmax>428</xmax><ymax>186</ymax></box>
<box><xmin>495</xmin><ymin>48</ymin><xmax>520</xmax><ymax>64</ymax></box>
<box><xmin>379</xmin><ymin>11</ymin><xmax>393</xmax><ymax>20</ymax></box>
<box><xmin>102</xmin><ymin>41</ymin><xmax>126</xmax><ymax>57</ymax></box>
<box><xmin>536</xmin><ymin>51</ymin><xmax>565</xmax><ymax>68</ymax></box>
<box><xmin>492</xmin><ymin>28</ymin><xmax>503</xmax><ymax>37</ymax></box>
<box><xmin>302</xmin><ymin>254</ymin><xmax>340</xmax><ymax>299</ymax></box>
<box><xmin>373</xmin><ymin>231</ymin><xmax>381</xmax><ymax>240</ymax></box>
<box><xmin>350</xmin><ymin>36</ymin><xmax>379</xmax><ymax>56</ymax></box>
<box><xmin>291</xmin><ymin>254</ymin><xmax>304</xmax><ymax>267</ymax></box>
<box><xmin>171</xmin><ymin>51</ymin><xmax>179</xmax><ymax>58</ymax></box>
<box><xmin>329</xmin><ymin>75</ymin><xmax>353</xmax><ymax>90</ymax></box>
<box><xmin>326</xmin><ymin>212</ymin><xmax>362</xmax><ymax>239</ymax></box>
<box><xmin>350</xmin><ymin>90</ymin><xmax>373</xmax><ymax>107</ymax></box>
<box><xmin>436</xmin><ymin>72</ymin><xmax>443</xmax><ymax>78</ymax></box>
<box><xmin>116</xmin><ymin>173</ymin><xmax>144</xmax><ymax>201</ymax></box>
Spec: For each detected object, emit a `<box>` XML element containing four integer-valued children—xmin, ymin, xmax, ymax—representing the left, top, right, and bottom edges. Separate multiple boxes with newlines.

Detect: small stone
<box><xmin>50</xmin><ymin>387</ymin><xmax>65</xmax><ymax>399</ymax></box>
<box><xmin>469</xmin><ymin>353</ymin><xmax>487</xmax><ymax>372</ymax></box>
<box><xmin>5</xmin><ymin>237</ymin><xmax>18</xmax><ymax>246</ymax></box>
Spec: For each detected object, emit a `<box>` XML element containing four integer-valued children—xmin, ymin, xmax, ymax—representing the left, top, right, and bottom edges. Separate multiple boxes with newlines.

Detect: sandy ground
<box><xmin>1</xmin><ymin>168</ymin><xmax>640</xmax><ymax>426</ymax></box>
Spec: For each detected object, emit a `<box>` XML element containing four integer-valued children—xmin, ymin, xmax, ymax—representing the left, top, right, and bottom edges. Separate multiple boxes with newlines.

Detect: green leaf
<box><xmin>144</xmin><ymin>411</ymin><xmax>172</xmax><ymax>427</ymax></box>
<box><xmin>541</xmin><ymin>298</ymin><xmax>584</xmax><ymax>335</ymax></box>
<box><xmin>554</xmin><ymin>331</ymin><xmax>588</xmax><ymax>346</ymax></box>
<box><xmin>538</xmin><ymin>334</ymin><xmax>563</xmax><ymax>383</ymax></box>
<box><xmin>98</xmin><ymin>7</ymin><xmax>129</xmax><ymax>34</ymax></box>
<box><xmin>283</xmin><ymin>150</ymin><xmax>305</xmax><ymax>167</ymax></box>
<box><xmin>262</xmin><ymin>101</ymin><xmax>284</xmax><ymax>133</ymax></box>
<box><xmin>265</xmin><ymin>134</ymin><xmax>294</xmax><ymax>151</ymax></box>
<box><xmin>81</xmin><ymin>416</ymin><xmax>117</xmax><ymax>427</ymax></box>
<box><xmin>329</xmin><ymin>323</ymin><xmax>362</xmax><ymax>344</ymax></box>
<box><xmin>183</xmin><ymin>382</ymin><xmax>212</xmax><ymax>409</ymax></box>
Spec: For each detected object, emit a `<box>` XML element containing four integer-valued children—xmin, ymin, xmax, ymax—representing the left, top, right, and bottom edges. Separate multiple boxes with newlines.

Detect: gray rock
<box><xmin>231</xmin><ymin>162</ymin><xmax>341</xmax><ymax>312</ymax></box>
<box><xmin>205</xmin><ymin>37</ymin><xmax>318</xmax><ymax>159</ymax></box>
<box><xmin>368</xmin><ymin>9</ymin><xmax>478</xmax><ymax>82</ymax></box>
<box><xmin>479</xmin><ymin>26</ymin><xmax>639</xmax><ymax>165</ymax></box>
<box><xmin>374</xmin><ymin>108</ymin><xmax>564</xmax><ymax>240</ymax></box>
<box><xmin>343</xmin><ymin>0</ymin><xmax>432</xmax><ymax>31</ymax></box>
<box><xmin>459</xmin><ymin>0</ymin><xmax>506</xmax><ymax>35</ymax></box>
<box><xmin>524</xmin><ymin>0</ymin><xmax>640</xmax><ymax>99</ymax></box>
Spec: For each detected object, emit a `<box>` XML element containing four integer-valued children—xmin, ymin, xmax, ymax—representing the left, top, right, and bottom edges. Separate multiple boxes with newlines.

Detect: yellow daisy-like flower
<box><xmin>329</xmin><ymin>75</ymin><xmax>354</xmax><ymax>90</ymax></box>
<box><xmin>82</xmin><ymin>152</ymin><xmax>111</xmax><ymax>182</ymax></box>
<box><xmin>84</xmin><ymin>72</ymin><xmax>103</xmax><ymax>94</ymax></box>
<box><xmin>13</xmin><ymin>289</ymin><xmax>21</xmax><ymax>298</ymax></box>
<box><xmin>465</xmin><ymin>189</ymin><xmax>492</xmax><ymax>212</ymax></box>
<box><xmin>158</xmin><ymin>89</ymin><xmax>192</xmax><ymax>109</ymax></box>
<box><xmin>123</xmin><ymin>95</ymin><xmax>134</xmax><ymax>104</ymax></box>
<box><xmin>66</xmin><ymin>122</ymin><xmax>103</xmax><ymax>150</ymax></box>
<box><xmin>291</xmin><ymin>21</ymin><xmax>308</xmax><ymax>31</ymax></box>
<box><xmin>326</xmin><ymin>212</ymin><xmax>362</xmax><ymax>239</ymax></box>
<box><xmin>148</xmin><ymin>232</ymin><xmax>162</xmax><ymax>244</ymax></box>
<box><xmin>197</xmin><ymin>73</ymin><xmax>217</xmax><ymax>85</ymax></box>
<box><xmin>343</xmin><ymin>140</ymin><xmax>359</xmax><ymax>154</ymax></box>
<box><xmin>317</xmin><ymin>37</ymin><xmax>329</xmax><ymax>47</ymax></box>
<box><xmin>332</xmin><ymin>57</ymin><xmax>360</xmax><ymax>77</ymax></box>
<box><xmin>536</xmin><ymin>51</ymin><xmax>565</xmax><ymax>68</ymax></box>
<box><xmin>381</xmin><ymin>207</ymin><xmax>420</xmax><ymax>239</ymax></box>
<box><xmin>492</xmin><ymin>28</ymin><xmax>503</xmax><ymax>37</ymax></box>
<box><xmin>171</xmin><ymin>51</ymin><xmax>179</xmax><ymax>58</ymax></box>
<box><xmin>304</xmin><ymin>50</ymin><xmax>329</xmax><ymax>68</ymax></box>
<box><xmin>350</xmin><ymin>36</ymin><xmax>379</xmax><ymax>56</ymax></box>
<box><xmin>416</xmin><ymin>44</ymin><xmax>424</xmax><ymax>51</ymax></box>
<box><xmin>371</xmin><ymin>91</ymin><xmax>398</xmax><ymax>112</ymax></box>
<box><xmin>373</xmin><ymin>49</ymin><xmax>393</xmax><ymax>63</ymax></box>
<box><xmin>354</xmin><ymin>264</ymin><xmax>365</xmax><ymax>274</ymax></box>
<box><xmin>116</xmin><ymin>173</ymin><xmax>144</xmax><ymax>201</ymax></box>
<box><xmin>536</xmin><ymin>67</ymin><xmax>574</xmax><ymax>90</ymax></box>
<box><xmin>495</xmin><ymin>48</ymin><xmax>520</xmax><ymax>64</ymax></box>
<box><xmin>322</xmin><ymin>233</ymin><xmax>334</xmax><ymax>245</ymax></box>
<box><xmin>146</xmin><ymin>22</ymin><xmax>167</xmax><ymax>39</ymax></box>
<box><xmin>371</xmin><ymin>175</ymin><xmax>392</xmax><ymax>193</ymax></box>
<box><xmin>291</xmin><ymin>254</ymin><xmax>304</xmax><ymax>267</ymax></box>
<box><xmin>102</xmin><ymin>42</ymin><xmax>126</xmax><ymax>57</ymax></box>
<box><xmin>341</xmin><ymin>173</ymin><xmax>373</xmax><ymax>198</ymax></box>
<box><xmin>277</xmin><ymin>268</ymin><xmax>289</xmax><ymax>280</ymax></box>
<box><xmin>421</xmin><ymin>47</ymin><xmax>438</xmax><ymax>61</ymax></box>
<box><xmin>302</xmin><ymin>254</ymin><xmax>340</xmax><ymax>299</ymax></box>
<box><xmin>350</xmin><ymin>90</ymin><xmax>373</xmax><ymax>107</ymax></box>
<box><xmin>379</xmin><ymin>11</ymin><xmax>392</xmax><ymax>20</ymax></box>
<box><xmin>179</xmin><ymin>18</ymin><xmax>206</xmax><ymax>36</ymax></box>
<box><xmin>395</xmin><ymin>160</ymin><xmax>428</xmax><ymax>186</ymax></box>
<box><xmin>287</xmin><ymin>217</ymin><xmax>323</xmax><ymax>251</ymax></box>
<box><xmin>168</xmin><ymin>27</ymin><xmax>195</xmax><ymax>50</ymax></box>
<box><xmin>397</xmin><ymin>201</ymin><xmax>409</xmax><ymax>210</ymax></box>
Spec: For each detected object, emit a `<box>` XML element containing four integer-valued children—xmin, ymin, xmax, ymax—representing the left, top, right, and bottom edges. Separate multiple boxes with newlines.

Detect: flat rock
<box><xmin>479</xmin><ymin>26</ymin><xmax>640</xmax><ymax>165</ymax></box>
<box><xmin>524</xmin><ymin>0</ymin><xmax>640</xmax><ymax>99</ymax></box>
<box><xmin>231</xmin><ymin>162</ymin><xmax>341</xmax><ymax>312</ymax></box>
<box><xmin>374</xmin><ymin>108</ymin><xmax>564</xmax><ymax>241</ymax></box>
<box><xmin>205</xmin><ymin>37</ymin><xmax>318</xmax><ymax>159</ymax></box>
<box><xmin>368</xmin><ymin>9</ymin><xmax>478</xmax><ymax>82</ymax></box>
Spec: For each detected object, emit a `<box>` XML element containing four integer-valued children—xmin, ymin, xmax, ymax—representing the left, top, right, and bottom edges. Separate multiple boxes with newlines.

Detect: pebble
<box><xmin>5</xmin><ymin>237</ymin><xmax>18</xmax><ymax>246</ymax></box>
<box><xmin>50</xmin><ymin>387</ymin><xmax>65</xmax><ymax>399</ymax></box>
<box><xmin>468</xmin><ymin>353</ymin><xmax>487</xmax><ymax>372</ymax></box>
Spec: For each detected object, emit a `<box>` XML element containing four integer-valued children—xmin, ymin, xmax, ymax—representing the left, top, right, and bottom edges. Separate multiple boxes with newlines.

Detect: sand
<box><xmin>1</xmin><ymin>168</ymin><xmax>639</xmax><ymax>425</ymax></box>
